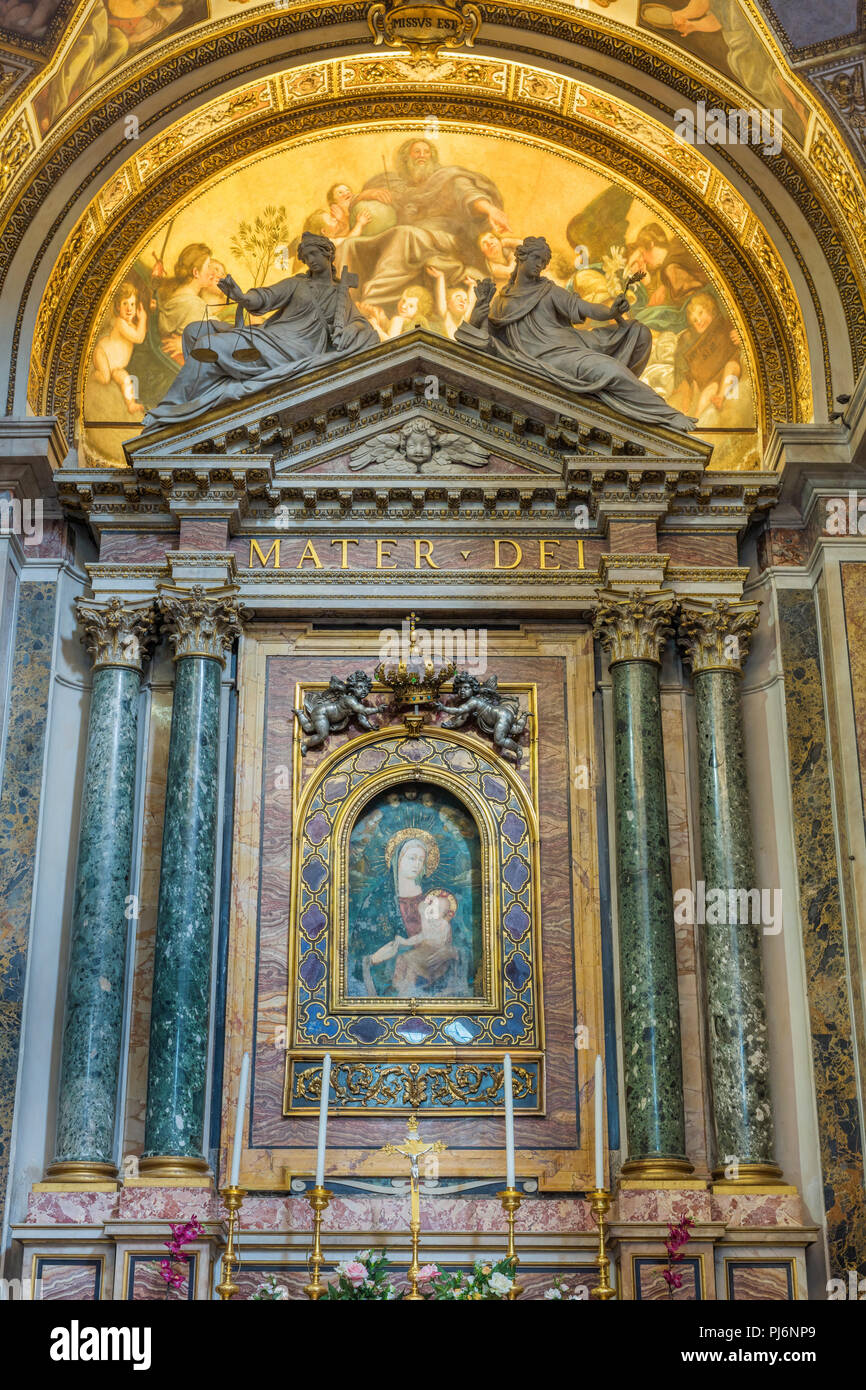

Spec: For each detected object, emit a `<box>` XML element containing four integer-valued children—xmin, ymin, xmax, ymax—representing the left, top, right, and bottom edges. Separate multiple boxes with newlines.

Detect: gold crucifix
<box><xmin>381</xmin><ymin>1112</ymin><xmax>447</xmax><ymax>1300</ymax></box>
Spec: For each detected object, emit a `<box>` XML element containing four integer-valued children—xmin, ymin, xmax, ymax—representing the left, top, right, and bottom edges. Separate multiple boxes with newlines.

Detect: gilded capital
<box><xmin>76</xmin><ymin>597</ymin><xmax>158</xmax><ymax>672</ymax></box>
<box><xmin>157</xmin><ymin>583</ymin><xmax>246</xmax><ymax>665</ymax></box>
<box><xmin>678</xmin><ymin>598</ymin><xmax>760</xmax><ymax>675</ymax></box>
<box><xmin>592</xmin><ymin>588</ymin><xmax>676</xmax><ymax>666</ymax></box>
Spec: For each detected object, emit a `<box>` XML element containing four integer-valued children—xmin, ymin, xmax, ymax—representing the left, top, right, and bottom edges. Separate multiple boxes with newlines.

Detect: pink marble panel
<box><xmin>178</xmin><ymin>520</ymin><xmax>229</xmax><ymax>549</ymax></box>
<box><xmin>727</xmin><ymin>1262</ymin><xmax>793</xmax><ymax>1300</ymax></box>
<box><xmin>710</xmin><ymin>1191</ymin><xmax>805</xmax><ymax>1227</ymax></box>
<box><xmin>37</xmin><ymin>1259</ymin><xmax>101</xmax><ymax>1300</ymax></box>
<box><xmin>616</xmin><ymin>1187</ymin><xmax>713</xmax><ymax>1224</ymax></box>
<box><xmin>25</xmin><ymin>1190</ymin><xmax>119</xmax><ymax>1224</ymax></box>
<box><xmin>98</xmin><ymin>532</ymin><xmax>175</xmax><ymax>562</ymax></box>
<box><xmin>636</xmin><ymin>1257</ymin><xmax>700</xmax><ymax>1300</ymax></box>
<box><xmin>127</xmin><ymin>1255</ymin><xmax>194</xmax><ymax>1300</ymax></box>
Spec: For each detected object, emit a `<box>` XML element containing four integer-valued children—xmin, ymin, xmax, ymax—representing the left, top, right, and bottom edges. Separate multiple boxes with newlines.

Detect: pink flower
<box><xmin>159</xmin><ymin>1259</ymin><xmax>185</xmax><ymax>1290</ymax></box>
<box><xmin>417</xmin><ymin>1264</ymin><xmax>439</xmax><ymax>1284</ymax></box>
<box><xmin>343</xmin><ymin>1261</ymin><xmax>368</xmax><ymax>1287</ymax></box>
<box><xmin>664</xmin><ymin>1217</ymin><xmax>692</xmax><ymax>1260</ymax></box>
<box><xmin>662</xmin><ymin>1268</ymin><xmax>684</xmax><ymax>1290</ymax></box>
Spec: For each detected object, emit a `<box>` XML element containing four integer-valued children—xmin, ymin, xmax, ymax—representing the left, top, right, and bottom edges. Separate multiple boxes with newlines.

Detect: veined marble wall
<box><xmin>775</xmin><ymin>585</ymin><xmax>866</xmax><ymax>1275</ymax></box>
<box><xmin>0</xmin><ymin>581</ymin><xmax>57</xmax><ymax>1227</ymax></box>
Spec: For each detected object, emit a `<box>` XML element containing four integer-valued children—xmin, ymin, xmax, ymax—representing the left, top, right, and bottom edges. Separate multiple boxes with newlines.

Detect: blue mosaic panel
<box><xmin>287</xmin><ymin>733</ymin><xmax>542</xmax><ymax>1113</ymax></box>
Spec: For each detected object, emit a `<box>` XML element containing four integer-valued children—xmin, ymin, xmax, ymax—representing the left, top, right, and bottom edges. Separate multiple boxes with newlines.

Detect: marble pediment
<box><xmin>59</xmin><ymin>332</ymin><xmax>780</xmax><ymax>538</ymax></box>
<box><xmin>122</xmin><ymin>329</ymin><xmax>711</xmax><ymax>474</ymax></box>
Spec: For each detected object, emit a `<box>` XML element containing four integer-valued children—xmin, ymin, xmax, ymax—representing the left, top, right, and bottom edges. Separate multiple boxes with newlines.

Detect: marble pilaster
<box><xmin>48</xmin><ymin>599</ymin><xmax>157</xmax><ymax>1181</ymax></box>
<box><xmin>679</xmin><ymin>599</ymin><xmax>780</xmax><ymax>1183</ymax></box>
<box><xmin>594</xmin><ymin>590</ymin><xmax>690</xmax><ymax>1178</ymax></box>
<box><xmin>141</xmin><ymin>585</ymin><xmax>243</xmax><ymax>1178</ymax></box>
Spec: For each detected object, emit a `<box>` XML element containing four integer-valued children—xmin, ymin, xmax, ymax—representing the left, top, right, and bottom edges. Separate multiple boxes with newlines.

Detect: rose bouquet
<box><xmin>322</xmin><ymin>1249</ymin><xmax>402</xmax><ymax>1300</ymax></box>
<box><xmin>420</xmin><ymin>1257</ymin><xmax>515</xmax><ymax>1300</ymax></box>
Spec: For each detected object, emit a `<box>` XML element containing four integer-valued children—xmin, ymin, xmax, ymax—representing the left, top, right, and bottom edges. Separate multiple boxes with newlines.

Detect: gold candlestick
<box><xmin>588</xmin><ymin>1187</ymin><xmax>616</xmax><ymax>1300</ymax></box>
<box><xmin>406</xmin><ymin>1217</ymin><xmax>424</xmax><ymax>1300</ymax></box>
<box><xmin>304</xmin><ymin>1186</ymin><xmax>332</xmax><ymax>1299</ymax></box>
<box><xmin>498</xmin><ymin>1187</ymin><xmax>524</xmax><ymax>1299</ymax></box>
<box><xmin>216</xmin><ymin>1185</ymin><xmax>246</xmax><ymax>1301</ymax></box>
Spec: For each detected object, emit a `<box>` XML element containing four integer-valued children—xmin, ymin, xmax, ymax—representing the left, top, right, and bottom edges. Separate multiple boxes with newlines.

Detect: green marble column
<box><xmin>142</xmin><ymin>584</ymin><xmax>242</xmax><ymax>1178</ymax></box>
<box><xmin>594</xmin><ymin>589</ymin><xmax>691</xmax><ymax>1178</ymax></box>
<box><xmin>48</xmin><ymin>599</ymin><xmax>156</xmax><ymax>1181</ymax></box>
<box><xmin>680</xmin><ymin>599</ymin><xmax>782</xmax><ymax>1183</ymax></box>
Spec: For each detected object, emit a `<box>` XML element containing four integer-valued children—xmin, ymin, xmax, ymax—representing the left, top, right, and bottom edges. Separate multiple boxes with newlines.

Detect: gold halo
<box><xmin>384</xmin><ymin>826</ymin><xmax>440</xmax><ymax>873</ymax></box>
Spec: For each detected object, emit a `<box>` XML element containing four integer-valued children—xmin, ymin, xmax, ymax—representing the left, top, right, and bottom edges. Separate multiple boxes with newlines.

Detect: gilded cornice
<box><xmin>21</xmin><ymin>64</ymin><xmax>813</xmax><ymax>442</ymax></box>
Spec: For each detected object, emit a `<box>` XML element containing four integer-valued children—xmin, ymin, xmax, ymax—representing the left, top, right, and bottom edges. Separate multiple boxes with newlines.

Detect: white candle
<box><xmin>230</xmin><ymin>1051</ymin><xmax>250</xmax><ymax>1188</ymax></box>
<box><xmin>594</xmin><ymin>1054</ymin><xmax>604</xmax><ymax>1192</ymax></box>
<box><xmin>503</xmin><ymin>1053</ymin><xmax>516</xmax><ymax>1190</ymax></box>
<box><xmin>315</xmin><ymin>1053</ymin><xmax>332</xmax><ymax>1189</ymax></box>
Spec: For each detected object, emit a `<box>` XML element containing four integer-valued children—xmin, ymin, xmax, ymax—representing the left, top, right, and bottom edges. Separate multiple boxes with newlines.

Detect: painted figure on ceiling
<box><xmin>340</xmin><ymin>137</ymin><xmax>511</xmax><ymax>308</ymax></box>
<box><xmin>456</xmin><ymin>235</ymin><xmax>697</xmax><ymax>431</ymax></box>
<box><xmin>140</xmin><ymin>232</ymin><xmax>378</xmax><ymax>430</ymax></box>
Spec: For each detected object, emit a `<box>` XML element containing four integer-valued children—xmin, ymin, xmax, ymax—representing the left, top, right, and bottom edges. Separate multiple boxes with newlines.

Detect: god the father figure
<box><xmin>456</xmin><ymin>235</ymin><xmax>697</xmax><ymax>432</ymax></box>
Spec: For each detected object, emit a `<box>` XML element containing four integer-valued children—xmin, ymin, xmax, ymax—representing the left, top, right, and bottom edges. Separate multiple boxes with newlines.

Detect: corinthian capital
<box><xmin>157</xmin><ymin>583</ymin><xmax>246</xmax><ymax>665</ymax></box>
<box><xmin>678</xmin><ymin>598</ymin><xmax>760</xmax><ymax>675</ymax></box>
<box><xmin>76</xmin><ymin>597</ymin><xmax>158</xmax><ymax>672</ymax></box>
<box><xmin>592</xmin><ymin>588</ymin><xmax>676</xmax><ymax>666</ymax></box>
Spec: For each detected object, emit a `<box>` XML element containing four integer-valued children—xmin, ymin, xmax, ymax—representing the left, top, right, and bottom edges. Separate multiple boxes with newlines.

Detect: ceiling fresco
<box><xmin>0</xmin><ymin>0</ymin><xmax>849</xmax><ymax>137</ymax></box>
<box><xmin>74</xmin><ymin>126</ymin><xmax>763</xmax><ymax>467</ymax></box>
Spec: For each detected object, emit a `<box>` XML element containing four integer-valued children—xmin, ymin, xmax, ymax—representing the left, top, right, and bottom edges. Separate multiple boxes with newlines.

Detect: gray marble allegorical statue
<box><xmin>141</xmin><ymin>232</ymin><xmax>379</xmax><ymax>431</ymax></box>
<box><xmin>455</xmin><ymin>234</ymin><xmax>697</xmax><ymax>433</ymax></box>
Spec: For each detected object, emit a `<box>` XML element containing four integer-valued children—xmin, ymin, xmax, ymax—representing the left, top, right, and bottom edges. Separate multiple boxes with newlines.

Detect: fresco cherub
<box><xmin>91</xmin><ymin>279</ymin><xmax>148</xmax><ymax>416</ymax></box>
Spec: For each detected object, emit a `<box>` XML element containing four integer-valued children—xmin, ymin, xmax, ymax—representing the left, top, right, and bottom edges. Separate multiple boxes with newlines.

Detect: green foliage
<box><xmin>421</xmin><ymin>1256</ymin><xmax>515</xmax><ymax>1300</ymax></box>
<box><xmin>229</xmin><ymin>205</ymin><xmax>292</xmax><ymax>286</ymax></box>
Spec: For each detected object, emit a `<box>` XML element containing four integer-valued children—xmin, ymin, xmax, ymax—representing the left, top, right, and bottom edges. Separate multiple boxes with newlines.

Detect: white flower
<box><xmin>488</xmin><ymin>1271</ymin><xmax>513</xmax><ymax>1295</ymax></box>
<box><xmin>544</xmin><ymin>1287</ymin><xmax>563</xmax><ymax>1299</ymax></box>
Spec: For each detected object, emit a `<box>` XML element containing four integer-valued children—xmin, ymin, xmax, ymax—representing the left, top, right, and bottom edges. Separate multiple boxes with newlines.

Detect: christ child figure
<box><xmin>92</xmin><ymin>280</ymin><xmax>147</xmax><ymax>415</ymax></box>
<box><xmin>371</xmin><ymin>888</ymin><xmax>459</xmax><ymax>993</ymax></box>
